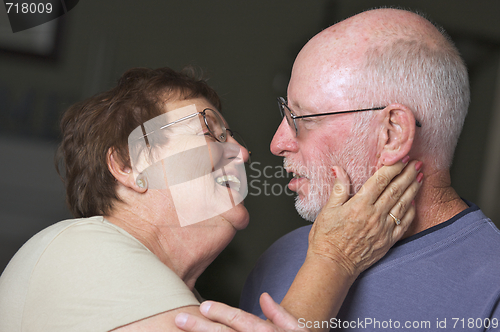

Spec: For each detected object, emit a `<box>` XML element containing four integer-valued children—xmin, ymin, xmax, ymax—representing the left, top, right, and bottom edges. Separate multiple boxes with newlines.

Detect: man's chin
<box><xmin>294</xmin><ymin>196</ymin><xmax>322</xmax><ymax>223</ymax></box>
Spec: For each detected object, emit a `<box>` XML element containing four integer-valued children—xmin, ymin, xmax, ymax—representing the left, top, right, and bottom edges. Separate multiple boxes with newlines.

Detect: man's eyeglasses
<box><xmin>277</xmin><ymin>97</ymin><xmax>421</xmax><ymax>137</ymax></box>
<box><xmin>139</xmin><ymin>108</ymin><xmax>251</xmax><ymax>162</ymax></box>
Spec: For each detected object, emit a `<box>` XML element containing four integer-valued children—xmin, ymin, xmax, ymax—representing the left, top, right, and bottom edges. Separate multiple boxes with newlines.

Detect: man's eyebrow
<box><xmin>291</xmin><ymin>102</ymin><xmax>321</xmax><ymax>117</ymax></box>
<box><xmin>288</xmin><ymin>99</ymin><xmax>308</xmax><ymax>116</ymax></box>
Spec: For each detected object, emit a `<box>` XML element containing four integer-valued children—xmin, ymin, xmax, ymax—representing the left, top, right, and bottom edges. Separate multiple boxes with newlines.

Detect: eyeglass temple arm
<box><xmin>291</xmin><ymin>107</ymin><xmax>422</xmax><ymax>127</ymax></box>
<box><xmin>290</xmin><ymin>107</ymin><xmax>386</xmax><ymax>120</ymax></box>
<box><xmin>134</xmin><ymin>112</ymin><xmax>200</xmax><ymax>141</ymax></box>
<box><xmin>159</xmin><ymin>113</ymin><xmax>199</xmax><ymax>130</ymax></box>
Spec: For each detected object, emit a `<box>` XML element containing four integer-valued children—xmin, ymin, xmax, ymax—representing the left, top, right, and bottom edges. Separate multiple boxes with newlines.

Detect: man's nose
<box><xmin>270</xmin><ymin>117</ymin><xmax>298</xmax><ymax>156</ymax></box>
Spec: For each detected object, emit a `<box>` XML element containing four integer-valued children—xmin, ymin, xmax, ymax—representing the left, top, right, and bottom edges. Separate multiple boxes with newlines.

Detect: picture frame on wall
<box><xmin>0</xmin><ymin>8</ymin><xmax>63</xmax><ymax>60</ymax></box>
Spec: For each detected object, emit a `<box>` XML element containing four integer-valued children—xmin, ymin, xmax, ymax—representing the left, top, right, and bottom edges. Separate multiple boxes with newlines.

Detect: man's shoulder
<box><xmin>336</xmin><ymin>205</ymin><xmax>500</xmax><ymax>324</ymax></box>
<box><xmin>271</xmin><ymin>224</ymin><xmax>311</xmax><ymax>248</ymax></box>
<box><xmin>239</xmin><ymin>225</ymin><xmax>312</xmax><ymax>316</ymax></box>
<box><xmin>259</xmin><ymin>224</ymin><xmax>311</xmax><ymax>265</ymax></box>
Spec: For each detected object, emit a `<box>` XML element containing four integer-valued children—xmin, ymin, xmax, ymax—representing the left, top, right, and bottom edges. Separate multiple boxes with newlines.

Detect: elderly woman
<box><xmin>0</xmin><ymin>67</ymin><xmax>421</xmax><ymax>331</ymax></box>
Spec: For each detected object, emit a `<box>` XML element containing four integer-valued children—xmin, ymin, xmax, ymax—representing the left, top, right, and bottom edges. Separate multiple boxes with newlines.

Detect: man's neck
<box><xmin>403</xmin><ymin>168</ymin><xmax>469</xmax><ymax>239</ymax></box>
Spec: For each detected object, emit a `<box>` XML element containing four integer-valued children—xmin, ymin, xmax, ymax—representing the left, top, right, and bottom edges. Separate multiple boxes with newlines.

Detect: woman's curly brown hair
<box><xmin>55</xmin><ymin>67</ymin><xmax>221</xmax><ymax>218</ymax></box>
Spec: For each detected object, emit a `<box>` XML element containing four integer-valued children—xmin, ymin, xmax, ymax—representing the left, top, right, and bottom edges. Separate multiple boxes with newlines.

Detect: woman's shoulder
<box><xmin>0</xmin><ymin>216</ymin><xmax>199</xmax><ymax>332</ymax></box>
<box><xmin>48</xmin><ymin>216</ymin><xmax>149</xmax><ymax>250</ymax></box>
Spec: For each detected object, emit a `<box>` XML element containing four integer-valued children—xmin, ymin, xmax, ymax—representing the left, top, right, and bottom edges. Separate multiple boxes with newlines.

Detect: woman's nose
<box><xmin>226</xmin><ymin>135</ymin><xmax>250</xmax><ymax>163</ymax></box>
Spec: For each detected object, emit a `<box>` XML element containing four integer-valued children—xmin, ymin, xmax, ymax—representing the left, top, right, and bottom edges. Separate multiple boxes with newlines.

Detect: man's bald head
<box><xmin>288</xmin><ymin>8</ymin><xmax>469</xmax><ymax>170</ymax></box>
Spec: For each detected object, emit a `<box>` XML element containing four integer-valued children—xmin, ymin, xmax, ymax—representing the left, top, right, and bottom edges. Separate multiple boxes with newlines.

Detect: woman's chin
<box><xmin>224</xmin><ymin>203</ymin><xmax>250</xmax><ymax>231</ymax></box>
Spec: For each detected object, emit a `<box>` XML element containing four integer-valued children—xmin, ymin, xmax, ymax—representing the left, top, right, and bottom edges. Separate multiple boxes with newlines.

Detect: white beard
<box><xmin>288</xmin><ymin>131</ymin><xmax>373</xmax><ymax>222</ymax></box>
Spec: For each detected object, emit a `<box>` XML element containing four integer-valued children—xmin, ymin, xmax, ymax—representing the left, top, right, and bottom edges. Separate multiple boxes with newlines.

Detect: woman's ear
<box><xmin>107</xmin><ymin>148</ymin><xmax>148</xmax><ymax>193</ymax></box>
<box><xmin>377</xmin><ymin>103</ymin><xmax>416</xmax><ymax>166</ymax></box>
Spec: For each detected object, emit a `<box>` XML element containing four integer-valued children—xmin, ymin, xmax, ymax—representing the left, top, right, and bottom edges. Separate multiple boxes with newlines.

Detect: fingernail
<box><xmin>415</xmin><ymin>161</ymin><xmax>423</xmax><ymax>172</ymax></box>
<box><xmin>417</xmin><ymin>172</ymin><xmax>424</xmax><ymax>183</ymax></box>
<box><xmin>331</xmin><ymin>167</ymin><xmax>337</xmax><ymax>178</ymax></box>
<box><xmin>175</xmin><ymin>313</ymin><xmax>188</xmax><ymax>327</ymax></box>
<box><xmin>402</xmin><ymin>155</ymin><xmax>410</xmax><ymax>164</ymax></box>
<box><xmin>200</xmin><ymin>301</ymin><xmax>212</xmax><ymax>314</ymax></box>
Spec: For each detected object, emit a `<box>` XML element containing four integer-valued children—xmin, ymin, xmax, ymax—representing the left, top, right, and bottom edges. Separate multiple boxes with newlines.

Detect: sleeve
<box><xmin>22</xmin><ymin>219</ymin><xmax>199</xmax><ymax>332</ymax></box>
<box><xmin>239</xmin><ymin>225</ymin><xmax>310</xmax><ymax>318</ymax></box>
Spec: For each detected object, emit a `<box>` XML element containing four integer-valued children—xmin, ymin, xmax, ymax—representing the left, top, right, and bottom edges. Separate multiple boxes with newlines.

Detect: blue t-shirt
<box><xmin>240</xmin><ymin>202</ymin><xmax>500</xmax><ymax>331</ymax></box>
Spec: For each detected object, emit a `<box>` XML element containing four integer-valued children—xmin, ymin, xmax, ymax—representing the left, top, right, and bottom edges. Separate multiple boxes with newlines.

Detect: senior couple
<box><xmin>0</xmin><ymin>8</ymin><xmax>499</xmax><ymax>332</ymax></box>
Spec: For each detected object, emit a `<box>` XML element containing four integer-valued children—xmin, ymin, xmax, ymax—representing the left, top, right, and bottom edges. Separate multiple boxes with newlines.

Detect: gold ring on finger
<box><xmin>389</xmin><ymin>212</ymin><xmax>401</xmax><ymax>226</ymax></box>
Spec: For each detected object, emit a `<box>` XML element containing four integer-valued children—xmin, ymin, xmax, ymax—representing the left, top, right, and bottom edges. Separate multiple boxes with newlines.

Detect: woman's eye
<box><xmin>203</xmin><ymin>132</ymin><xmax>215</xmax><ymax>140</ymax></box>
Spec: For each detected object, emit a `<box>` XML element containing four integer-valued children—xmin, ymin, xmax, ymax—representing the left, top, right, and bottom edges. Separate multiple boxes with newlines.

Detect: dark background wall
<box><xmin>1</xmin><ymin>0</ymin><xmax>499</xmax><ymax>307</ymax></box>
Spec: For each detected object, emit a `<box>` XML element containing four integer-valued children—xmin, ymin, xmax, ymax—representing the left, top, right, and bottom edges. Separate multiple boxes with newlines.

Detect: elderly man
<box><xmin>238</xmin><ymin>8</ymin><xmax>500</xmax><ymax>329</ymax></box>
<box><xmin>175</xmin><ymin>8</ymin><xmax>500</xmax><ymax>332</ymax></box>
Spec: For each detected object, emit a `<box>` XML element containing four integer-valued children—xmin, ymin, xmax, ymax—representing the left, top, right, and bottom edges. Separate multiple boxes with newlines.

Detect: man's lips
<box><xmin>287</xmin><ymin>171</ymin><xmax>309</xmax><ymax>194</ymax></box>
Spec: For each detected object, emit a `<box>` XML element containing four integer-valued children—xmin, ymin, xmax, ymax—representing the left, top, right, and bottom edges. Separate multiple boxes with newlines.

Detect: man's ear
<box><xmin>107</xmin><ymin>148</ymin><xmax>148</xmax><ymax>193</ymax></box>
<box><xmin>377</xmin><ymin>103</ymin><xmax>416</xmax><ymax>166</ymax></box>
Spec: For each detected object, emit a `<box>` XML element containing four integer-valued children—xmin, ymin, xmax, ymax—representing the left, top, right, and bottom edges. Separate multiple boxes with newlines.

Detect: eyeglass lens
<box><xmin>203</xmin><ymin>109</ymin><xmax>227</xmax><ymax>142</ymax></box>
<box><xmin>278</xmin><ymin>98</ymin><xmax>298</xmax><ymax>135</ymax></box>
<box><xmin>203</xmin><ymin>108</ymin><xmax>251</xmax><ymax>163</ymax></box>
